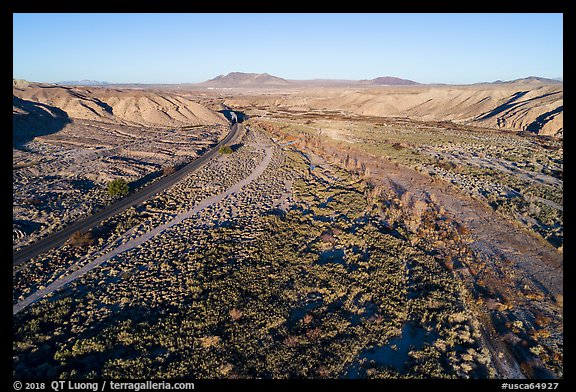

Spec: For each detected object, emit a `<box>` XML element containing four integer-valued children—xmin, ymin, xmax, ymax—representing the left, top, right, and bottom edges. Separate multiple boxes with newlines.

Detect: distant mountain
<box><xmin>200</xmin><ymin>72</ymin><xmax>421</xmax><ymax>88</ymax></box>
<box><xmin>288</xmin><ymin>79</ymin><xmax>357</xmax><ymax>87</ymax></box>
<box><xmin>290</xmin><ymin>76</ymin><xmax>420</xmax><ymax>87</ymax></box>
<box><xmin>202</xmin><ymin>72</ymin><xmax>291</xmax><ymax>87</ymax></box>
<box><xmin>57</xmin><ymin>80</ymin><xmax>110</xmax><ymax>86</ymax></box>
<box><xmin>493</xmin><ymin>76</ymin><xmax>562</xmax><ymax>85</ymax></box>
<box><xmin>362</xmin><ymin>76</ymin><xmax>420</xmax><ymax>85</ymax></box>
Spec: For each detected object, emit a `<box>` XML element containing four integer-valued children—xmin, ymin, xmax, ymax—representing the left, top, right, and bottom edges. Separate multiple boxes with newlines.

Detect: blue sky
<box><xmin>13</xmin><ymin>13</ymin><xmax>563</xmax><ymax>84</ymax></box>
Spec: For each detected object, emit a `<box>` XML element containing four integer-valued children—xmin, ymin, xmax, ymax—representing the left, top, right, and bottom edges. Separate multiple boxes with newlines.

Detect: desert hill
<box><xmin>13</xmin><ymin>81</ymin><xmax>228</xmax><ymax>130</ymax></box>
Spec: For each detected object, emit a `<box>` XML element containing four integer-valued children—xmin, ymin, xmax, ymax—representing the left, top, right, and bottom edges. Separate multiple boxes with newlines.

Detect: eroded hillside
<box><xmin>13</xmin><ymin>81</ymin><xmax>228</xmax><ymax>132</ymax></box>
<box><xmin>225</xmin><ymin>83</ymin><xmax>563</xmax><ymax>137</ymax></box>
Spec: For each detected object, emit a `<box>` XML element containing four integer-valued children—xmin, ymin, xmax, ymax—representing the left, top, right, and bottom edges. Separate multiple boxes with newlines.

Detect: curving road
<box><xmin>13</xmin><ymin>122</ymin><xmax>240</xmax><ymax>267</ymax></box>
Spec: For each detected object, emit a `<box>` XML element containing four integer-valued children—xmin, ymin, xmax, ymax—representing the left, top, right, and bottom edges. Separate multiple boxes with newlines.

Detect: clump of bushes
<box><xmin>107</xmin><ymin>179</ymin><xmax>129</xmax><ymax>198</ymax></box>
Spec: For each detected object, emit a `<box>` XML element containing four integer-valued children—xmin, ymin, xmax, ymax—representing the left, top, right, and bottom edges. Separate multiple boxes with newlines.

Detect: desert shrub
<box><xmin>534</xmin><ymin>313</ymin><xmax>551</xmax><ymax>328</ymax></box>
<box><xmin>444</xmin><ymin>255</ymin><xmax>454</xmax><ymax>271</ymax></box>
<box><xmin>25</xmin><ymin>197</ymin><xmax>44</xmax><ymax>206</ymax></box>
<box><xmin>107</xmin><ymin>179</ymin><xmax>129</xmax><ymax>198</ymax></box>
<box><xmin>534</xmin><ymin>204</ymin><xmax>560</xmax><ymax>227</ymax></box>
<box><xmin>306</xmin><ymin>327</ymin><xmax>322</xmax><ymax>341</ymax></box>
<box><xmin>437</xmin><ymin>161</ymin><xmax>457</xmax><ymax>171</ymax></box>
<box><xmin>456</xmin><ymin>223</ymin><xmax>470</xmax><ymax>236</ymax></box>
<box><xmin>283</xmin><ymin>335</ymin><xmax>299</xmax><ymax>347</ymax></box>
<box><xmin>163</xmin><ymin>165</ymin><xmax>176</xmax><ymax>175</ymax></box>
<box><xmin>320</xmin><ymin>231</ymin><xmax>336</xmax><ymax>244</ymax></box>
<box><xmin>229</xmin><ymin>308</ymin><xmax>242</xmax><ymax>321</ymax></box>
<box><xmin>68</xmin><ymin>230</ymin><xmax>96</xmax><ymax>247</ymax></box>
<box><xmin>219</xmin><ymin>146</ymin><xmax>233</xmax><ymax>155</ymax></box>
<box><xmin>200</xmin><ymin>336</ymin><xmax>221</xmax><ymax>348</ymax></box>
<box><xmin>317</xmin><ymin>366</ymin><xmax>330</xmax><ymax>377</ymax></box>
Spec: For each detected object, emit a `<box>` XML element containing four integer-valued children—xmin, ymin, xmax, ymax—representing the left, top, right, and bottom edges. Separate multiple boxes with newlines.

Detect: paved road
<box><xmin>13</xmin><ymin>122</ymin><xmax>240</xmax><ymax>267</ymax></box>
<box><xmin>14</xmin><ymin>135</ymin><xmax>272</xmax><ymax>315</ymax></box>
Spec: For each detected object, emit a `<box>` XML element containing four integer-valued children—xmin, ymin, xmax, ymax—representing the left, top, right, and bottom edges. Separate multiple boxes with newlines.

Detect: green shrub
<box><xmin>219</xmin><ymin>145</ymin><xmax>233</xmax><ymax>155</ymax></box>
<box><xmin>107</xmin><ymin>178</ymin><xmax>129</xmax><ymax>198</ymax></box>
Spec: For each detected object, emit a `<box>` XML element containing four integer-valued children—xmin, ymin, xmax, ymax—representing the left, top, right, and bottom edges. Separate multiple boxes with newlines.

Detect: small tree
<box><xmin>163</xmin><ymin>165</ymin><xmax>176</xmax><ymax>176</ymax></box>
<box><xmin>219</xmin><ymin>145</ymin><xmax>233</xmax><ymax>155</ymax></box>
<box><xmin>107</xmin><ymin>178</ymin><xmax>129</xmax><ymax>198</ymax></box>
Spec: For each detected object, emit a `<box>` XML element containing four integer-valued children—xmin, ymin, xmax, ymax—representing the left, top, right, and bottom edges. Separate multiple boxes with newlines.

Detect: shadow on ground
<box><xmin>13</xmin><ymin>96</ymin><xmax>72</xmax><ymax>149</ymax></box>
